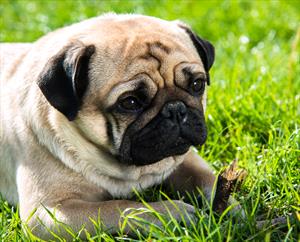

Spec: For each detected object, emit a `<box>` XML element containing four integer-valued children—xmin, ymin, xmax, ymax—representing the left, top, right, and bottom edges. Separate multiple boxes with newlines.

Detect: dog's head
<box><xmin>37</xmin><ymin>14</ymin><xmax>214</xmax><ymax>166</ymax></box>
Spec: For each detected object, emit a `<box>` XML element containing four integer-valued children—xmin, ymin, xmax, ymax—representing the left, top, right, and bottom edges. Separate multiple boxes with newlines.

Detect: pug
<box><xmin>0</xmin><ymin>13</ymin><xmax>217</xmax><ymax>239</ymax></box>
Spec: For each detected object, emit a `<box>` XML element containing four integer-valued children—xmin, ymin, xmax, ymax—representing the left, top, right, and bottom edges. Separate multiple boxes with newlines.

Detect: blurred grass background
<box><xmin>0</xmin><ymin>0</ymin><xmax>300</xmax><ymax>241</ymax></box>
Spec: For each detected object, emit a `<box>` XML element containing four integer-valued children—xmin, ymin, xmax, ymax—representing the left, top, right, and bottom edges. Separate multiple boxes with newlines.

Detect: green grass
<box><xmin>1</xmin><ymin>0</ymin><xmax>299</xmax><ymax>241</ymax></box>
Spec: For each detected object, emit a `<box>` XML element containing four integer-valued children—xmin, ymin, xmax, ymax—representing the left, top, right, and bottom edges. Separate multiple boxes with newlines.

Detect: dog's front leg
<box><xmin>164</xmin><ymin>149</ymin><xmax>216</xmax><ymax>201</ymax></box>
<box><xmin>26</xmin><ymin>199</ymin><xmax>195</xmax><ymax>240</ymax></box>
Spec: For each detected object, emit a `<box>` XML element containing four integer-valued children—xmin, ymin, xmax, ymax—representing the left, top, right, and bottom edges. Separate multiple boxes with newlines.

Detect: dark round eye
<box><xmin>190</xmin><ymin>79</ymin><xmax>205</xmax><ymax>94</ymax></box>
<box><xmin>119</xmin><ymin>96</ymin><xmax>142</xmax><ymax>111</ymax></box>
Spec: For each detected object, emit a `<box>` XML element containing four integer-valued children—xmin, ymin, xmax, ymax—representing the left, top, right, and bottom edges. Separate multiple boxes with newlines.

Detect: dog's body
<box><xmin>0</xmin><ymin>14</ymin><xmax>217</xmax><ymax>239</ymax></box>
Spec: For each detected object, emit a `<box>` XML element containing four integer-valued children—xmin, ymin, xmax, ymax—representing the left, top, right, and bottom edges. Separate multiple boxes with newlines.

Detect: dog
<box><xmin>0</xmin><ymin>13</ymin><xmax>218</xmax><ymax>239</ymax></box>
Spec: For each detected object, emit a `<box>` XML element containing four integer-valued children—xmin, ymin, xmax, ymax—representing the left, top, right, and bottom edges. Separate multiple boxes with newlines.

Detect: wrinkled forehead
<box><xmin>87</xmin><ymin>16</ymin><xmax>205</xmax><ymax>101</ymax></box>
<box><xmin>123</xmin><ymin>31</ymin><xmax>203</xmax><ymax>84</ymax></box>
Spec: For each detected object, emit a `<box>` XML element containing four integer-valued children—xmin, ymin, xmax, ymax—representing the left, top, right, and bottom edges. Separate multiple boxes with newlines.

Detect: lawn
<box><xmin>0</xmin><ymin>0</ymin><xmax>299</xmax><ymax>241</ymax></box>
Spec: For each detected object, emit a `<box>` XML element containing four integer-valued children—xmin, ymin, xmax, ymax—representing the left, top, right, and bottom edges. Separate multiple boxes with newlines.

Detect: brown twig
<box><xmin>213</xmin><ymin>159</ymin><xmax>247</xmax><ymax>213</ymax></box>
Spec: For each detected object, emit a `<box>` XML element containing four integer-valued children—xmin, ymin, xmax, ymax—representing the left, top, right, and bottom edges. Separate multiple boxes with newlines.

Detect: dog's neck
<box><xmin>31</xmin><ymin>109</ymin><xmax>186</xmax><ymax>197</ymax></box>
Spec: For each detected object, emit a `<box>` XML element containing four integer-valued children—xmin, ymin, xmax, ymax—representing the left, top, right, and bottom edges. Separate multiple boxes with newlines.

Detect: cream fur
<box><xmin>0</xmin><ymin>14</ymin><xmax>215</xmax><ymax>239</ymax></box>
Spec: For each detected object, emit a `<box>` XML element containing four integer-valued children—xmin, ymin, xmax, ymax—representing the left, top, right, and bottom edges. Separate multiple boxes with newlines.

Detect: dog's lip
<box><xmin>129</xmin><ymin>141</ymin><xmax>191</xmax><ymax>166</ymax></box>
<box><xmin>174</xmin><ymin>136</ymin><xmax>189</xmax><ymax>147</ymax></box>
<box><xmin>132</xmin><ymin>135</ymin><xmax>189</xmax><ymax>149</ymax></box>
<box><xmin>165</xmin><ymin>142</ymin><xmax>191</xmax><ymax>157</ymax></box>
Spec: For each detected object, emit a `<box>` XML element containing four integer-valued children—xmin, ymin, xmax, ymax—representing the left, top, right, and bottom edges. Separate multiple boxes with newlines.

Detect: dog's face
<box><xmin>38</xmin><ymin>15</ymin><xmax>214</xmax><ymax>166</ymax></box>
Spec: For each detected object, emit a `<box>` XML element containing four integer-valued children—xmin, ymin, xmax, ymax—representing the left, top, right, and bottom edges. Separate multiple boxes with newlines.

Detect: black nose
<box><xmin>161</xmin><ymin>101</ymin><xmax>187</xmax><ymax>123</ymax></box>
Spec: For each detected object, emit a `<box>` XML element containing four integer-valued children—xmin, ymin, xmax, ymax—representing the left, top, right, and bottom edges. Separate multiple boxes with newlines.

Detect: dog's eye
<box><xmin>190</xmin><ymin>78</ymin><xmax>205</xmax><ymax>94</ymax></box>
<box><xmin>119</xmin><ymin>96</ymin><xmax>142</xmax><ymax>112</ymax></box>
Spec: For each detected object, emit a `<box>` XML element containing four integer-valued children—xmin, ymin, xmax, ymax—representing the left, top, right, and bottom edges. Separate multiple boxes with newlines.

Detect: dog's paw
<box><xmin>160</xmin><ymin>200</ymin><xmax>197</xmax><ymax>226</ymax></box>
<box><xmin>120</xmin><ymin>200</ymin><xmax>196</xmax><ymax>234</ymax></box>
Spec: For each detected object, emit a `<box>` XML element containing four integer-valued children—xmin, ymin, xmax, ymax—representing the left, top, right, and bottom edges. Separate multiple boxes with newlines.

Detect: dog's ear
<box><xmin>182</xmin><ymin>27</ymin><xmax>215</xmax><ymax>85</ymax></box>
<box><xmin>37</xmin><ymin>41</ymin><xmax>95</xmax><ymax>121</ymax></box>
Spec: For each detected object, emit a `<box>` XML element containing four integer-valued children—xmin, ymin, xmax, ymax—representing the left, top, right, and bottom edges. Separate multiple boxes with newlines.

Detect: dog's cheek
<box><xmin>75</xmin><ymin>110</ymin><xmax>111</xmax><ymax>150</ymax></box>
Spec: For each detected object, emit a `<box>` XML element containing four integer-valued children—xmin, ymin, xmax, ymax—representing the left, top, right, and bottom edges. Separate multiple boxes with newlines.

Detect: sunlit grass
<box><xmin>0</xmin><ymin>0</ymin><xmax>299</xmax><ymax>241</ymax></box>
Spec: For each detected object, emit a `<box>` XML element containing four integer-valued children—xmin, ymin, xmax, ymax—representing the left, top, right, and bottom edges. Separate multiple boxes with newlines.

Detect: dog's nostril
<box><xmin>161</xmin><ymin>106</ymin><xmax>171</xmax><ymax>118</ymax></box>
<box><xmin>161</xmin><ymin>101</ymin><xmax>187</xmax><ymax>122</ymax></box>
<box><xmin>178</xmin><ymin>103</ymin><xmax>187</xmax><ymax>115</ymax></box>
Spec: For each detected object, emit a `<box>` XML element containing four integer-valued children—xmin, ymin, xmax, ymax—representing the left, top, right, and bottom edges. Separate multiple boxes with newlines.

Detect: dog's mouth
<box><xmin>130</xmin><ymin>135</ymin><xmax>191</xmax><ymax>166</ymax></box>
<box><xmin>119</xmin><ymin>107</ymin><xmax>207</xmax><ymax>166</ymax></box>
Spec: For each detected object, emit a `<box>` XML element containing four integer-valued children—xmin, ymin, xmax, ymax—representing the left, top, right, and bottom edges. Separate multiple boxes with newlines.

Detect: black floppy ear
<box><xmin>184</xmin><ymin>28</ymin><xmax>215</xmax><ymax>85</ymax></box>
<box><xmin>37</xmin><ymin>41</ymin><xmax>95</xmax><ymax>121</ymax></box>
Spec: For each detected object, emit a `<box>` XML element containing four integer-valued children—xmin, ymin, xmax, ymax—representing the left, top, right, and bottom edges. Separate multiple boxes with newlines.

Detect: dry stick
<box><xmin>213</xmin><ymin>160</ymin><xmax>294</xmax><ymax>231</ymax></box>
<box><xmin>213</xmin><ymin>159</ymin><xmax>247</xmax><ymax>213</ymax></box>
